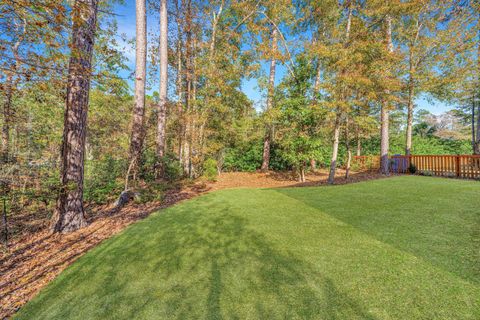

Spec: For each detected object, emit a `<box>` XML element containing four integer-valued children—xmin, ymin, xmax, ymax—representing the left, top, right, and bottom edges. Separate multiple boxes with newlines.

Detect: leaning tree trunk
<box><xmin>52</xmin><ymin>0</ymin><xmax>99</xmax><ymax>233</ymax></box>
<box><xmin>328</xmin><ymin>6</ymin><xmax>351</xmax><ymax>184</ymax></box>
<box><xmin>156</xmin><ymin>0</ymin><xmax>168</xmax><ymax>177</ymax></box>
<box><xmin>126</xmin><ymin>0</ymin><xmax>147</xmax><ymax>188</ymax></box>
<box><xmin>261</xmin><ymin>27</ymin><xmax>277</xmax><ymax>172</ymax></box>
<box><xmin>380</xmin><ymin>14</ymin><xmax>393</xmax><ymax>175</ymax></box>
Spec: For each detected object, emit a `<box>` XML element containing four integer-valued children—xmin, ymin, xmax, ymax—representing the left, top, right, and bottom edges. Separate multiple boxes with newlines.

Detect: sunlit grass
<box><xmin>15</xmin><ymin>176</ymin><xmax>480</xmax><ymax>319</ymax></box>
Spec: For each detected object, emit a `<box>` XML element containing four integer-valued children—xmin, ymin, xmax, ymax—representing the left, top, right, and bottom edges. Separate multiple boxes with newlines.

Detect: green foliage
<box><xmin>84</xmin><ymin>156</ymin><xmax>125</xmax><ymax>204</ymax></box>
<box><xmin>139</xmin><ymin>151</ymin><xmax>183</xmax><ymax>182</ymax></box>
<box><xmin>202</xmin><ymin>158</ymin><xmax>218</xmax><ymax>182</ymax></box>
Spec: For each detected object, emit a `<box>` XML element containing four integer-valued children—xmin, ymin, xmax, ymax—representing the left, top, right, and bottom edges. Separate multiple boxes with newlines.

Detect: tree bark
<box><xmin>1</xmin><ymin>72</ymin><xmax>13</xmax><ymax>163</ymax></box>
<box><xmin>327</xmin><ymin>5</ymin><xmax>351</xmax><ymax>184</ymax></box>
<box><xmin>380</xmin><ymin>14</ymin><xmax>393</xmax><ymax>175</ymax></box>
<box><xmin>183</xmin><ymin>0</ymin><xmax>193</xmax><ymax>177</ymax></box>
<box><xmin>1</xmin><ymin>23</ymin><xmax>23</xmax><ymax>163</ymax></box>
<box><xmin>261</xmin><ymin>27</ymin><xmax>277</xmax><ymax>172</ymax></box>
<box><xmin>345</xmin><ymin>115</ymin><xmax>351</xmax><ymax>179</ymax></box>
<box><xmin>52</xmin><ymin>0</ymin><xmax>99</xmax><ymax>233</ymax></box>
<box><xmin>175</xmin><ymin>0</ymin><xmax>184</xmax><ymax>164</ymax></box>
<box><xmin>405</xmin><ymin>46</ymin><xmax>415</xmax><ymax>155</ymax></box>
<box><xmin>127</xmin><ymin>0</ymin><xmax>147</xmax><ymax>187</ymax></box>
<box><xmin>310</xmin><ymin>56</ymin><xmax>322</xmax><ymax>171</ymax></box>
<box><xmin>327</xmin><ymin>114</ymin><xmax>341</xmax><ymax>184</ymax></box>
<box><xmin>156</xmin><ymin>0</ymin><xmax>169</xmax><ymax>177</ymax></box>
<box><xmin>475</xmin><ymin>29</ymin><xmax>480</xmax><ymax>155</ymax></box>
<box><xmin>355</xmin><ymin>125</ymin><xmax>361</xmax><ymax>156</ymax></box>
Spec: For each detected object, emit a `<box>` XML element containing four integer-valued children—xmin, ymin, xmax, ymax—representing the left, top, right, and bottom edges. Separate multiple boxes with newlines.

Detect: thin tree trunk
<box><xmin>356</xmin><ymin>126</ymin><xmax>361</xmax><ymax>156</ymax></box>
<box><xmin>175</xmin><ymin>0</ymin><xmax>184</xmax><ymax>164</ymax></box>
<box><xmin>405</xmin><ymin>47</ymin><xmax>415</xmax><ymax>156</ymax></box>
<box><xmin>328</xmin><ymin>114</ymin><xmax>341</xmax><ymax>184</ymax></box>
<box><xmin>309</xmin><ymin>57</ymin><xmax>322</xmax><ymax>171</ymax></box>
<box><xmin>156</xmin><ymin>0</ymin><xmax>168</xmax><ymax>177</ymax></box>
<box><xmin>380</xmin><ymin>14</ymin><xmax>393</xmax><ymax>175</ymax></box>
<box><xmin>299</xmin><ymin>163</ymin><xmax>305</xmax><ymax>183</ymax></box>
<box><xmin>261</xmin><ymin>27</ymin><xmax>277</xmax><ymax>172</ymax></box>
<box><xmin>1</xmin><ymin>26</ymin><xmax>22</xmax><ymax>163</ymax></box>
<box><xmin>2</xmin><ymin>198</ymin><xmax>7</xmax><ymax>248</ymax></box>
<box><xmin>475</xmin><ymin>30</ymin><xmax>480</xmax><ymax>154</ymax></box>
<box><xmin>126</xmin><ymin>0</ymin><xmax>147</xmax><ymax>188</ymax></box>
<box><xmin>183</xmin><ymin>0</ymin><xmax>193</xmax><ymax>177</ymax></box>
<box><xmin>345</xmin><ymin>115</ymin><xmax>351</xmax><ymax>179</ymax></box>
<box><xmin>328</xmin><ymin>5</ymin><xmax>351</xmax><ymax>184</ymax></box>
<box><xmin>472</xmin><ymin>94</ymin><xmax>480</xmax><ymax>154</ymax></box>
<box><xmin>52</xmin><ymin>0</ymin><xmax>99</xmax><ymax>233</ymax></box>
<box><xmin>1</xmin><ymin>72</ymin><xmax>13</xmax><ymax>163</ymax></box>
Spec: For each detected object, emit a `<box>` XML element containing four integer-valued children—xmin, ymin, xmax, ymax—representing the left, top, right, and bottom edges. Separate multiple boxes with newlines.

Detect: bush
<box><xmin>408</xmin><ymin>163</ymin><xmax>417</xmax><ymax>174</ymax></box>
<box><xmin>161</xmin><ymin>154</ymin><xmax>183</xmax><ymax>182</ymax></box>
<box><xmin>203</xmin><ymin>158</ymin><xmax>218</xmax><ymax>181</ymax></box>
<box><xmin>139</xmin><ymin>151</ymin><xmax>183</xmax><ymax>182</ymax></box>
<box><xmin>84</xmin><ymin>156</ymin><xmax>125</xmax><ymax>204</ymax></box>
<box><xmin>223</xmin><ymin>142</ymin><xmax>263</xmax><ymax>172</ymax></box>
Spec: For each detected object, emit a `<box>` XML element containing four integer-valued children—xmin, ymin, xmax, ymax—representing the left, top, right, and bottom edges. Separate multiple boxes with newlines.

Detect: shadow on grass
<box><xmin>17</xmin><ymin>196</ymin><xmax>376</xmax><ymax>320</ymax></box>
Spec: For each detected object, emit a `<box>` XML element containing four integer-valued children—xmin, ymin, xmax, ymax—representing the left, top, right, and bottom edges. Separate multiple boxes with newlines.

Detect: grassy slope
<box><xmin>15</xmin><ymin>176</ymin><xmax>479</xmax><ymax>319</ymax></box>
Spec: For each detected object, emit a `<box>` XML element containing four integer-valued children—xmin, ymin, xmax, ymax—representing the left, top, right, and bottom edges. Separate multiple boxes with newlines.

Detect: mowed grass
<box><xmin>15</xmin><ymin>176</ymin><xmax>480</xmax><ymax>319</ymax></box>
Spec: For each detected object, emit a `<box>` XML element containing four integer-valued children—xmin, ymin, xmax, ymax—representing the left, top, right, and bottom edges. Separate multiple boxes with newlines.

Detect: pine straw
<box><xmin>0</xmin><ymin>169</ymin><xmax>385</xmax><ymax>319</ymax></box>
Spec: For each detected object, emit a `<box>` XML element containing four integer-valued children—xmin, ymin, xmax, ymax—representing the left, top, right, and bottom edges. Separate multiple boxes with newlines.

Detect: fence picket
<box><xmin>352</xmin><ymin>154</ymin><xmax>480</xmax><ymax>180</ymax></box>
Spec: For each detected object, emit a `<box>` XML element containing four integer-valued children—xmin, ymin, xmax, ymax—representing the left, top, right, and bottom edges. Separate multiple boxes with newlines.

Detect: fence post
<box><xmin>455</xmin><ymin>155</ymin><xmax>460</xmax><ymax>178</ymax></box>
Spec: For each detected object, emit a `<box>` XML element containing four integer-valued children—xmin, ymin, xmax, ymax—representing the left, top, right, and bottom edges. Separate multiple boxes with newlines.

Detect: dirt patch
<box><xmin>211</xmin><ymin>169</ymin><xmax>387</xmax><ymax>190</ymax></box>
<box><xmin>0</xmin><ymin>169</ymin><xmax>386</xmax><ymax>319</ymax></box>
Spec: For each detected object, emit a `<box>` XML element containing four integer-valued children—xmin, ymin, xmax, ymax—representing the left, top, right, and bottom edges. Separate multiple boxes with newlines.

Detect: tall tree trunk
<box><xmin>380</xmin><ymin>14</ymin><xmax>393</xmax><ymax>175</ymax></box>
<box><xmin>126</xmin><ymin>0</ymin><xmax>147</xmax><ymax>188</ymax></box>
<box><xmin>175</xmin><ymin>0</ymin><xmax>184</xmax><ymax>164</ymax></box>
<box><xmin>327</xmin><ymin>114</ymin><xmax>341</xmax><ymax>184</ymax></box>
<box><xmin>156</xmin><ymin>0</ymin><xmax>168</xmax><ymax>177</ymax></box>
<box><xmin>1</xmin><ymin>25</ymin><xmax>22</xmax><ymax>163</ymax></box>
<box><xmin>1</xmin><ymin>72</ymin><xmax>13</xmax><ymax>163</ymax></box>
<box><xmin>183</xmin><ymin>0</ymin><xmax>193</xmax><ymax>177</ymax></box>
<box><xmin>327</xmin><ymin>5</ymin><xmax>351</xmax><ymax>184</ymax></box>
<box><xmin>475</xmin><ymin>31</ymin><xmax>480</xmax><ymax>155</ymax></box>
<box><xmin>405</xmin><ymin>46</ymin><xmax>415</xmax><ymax>155</ymax></box>
<box><xmin>261</xmin><ymin>27</ymin><xmax>277</xmax><ymax>172</ymax></box>
<box><xmin>310</xmin><ymin>58</ymin><xmax>322</xmax><ymax>171</ymax></box>
<box><xmin>52</xmin><ymin>0</ymin><xmax>99</xmax><ymax>233</ymax></box>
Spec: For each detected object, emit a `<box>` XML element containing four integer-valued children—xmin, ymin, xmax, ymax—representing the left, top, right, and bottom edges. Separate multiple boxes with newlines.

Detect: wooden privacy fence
<box><xmin>353</xmin><ymin>155</ymin><xmax>480</xmax><ymax>179</ymax></box>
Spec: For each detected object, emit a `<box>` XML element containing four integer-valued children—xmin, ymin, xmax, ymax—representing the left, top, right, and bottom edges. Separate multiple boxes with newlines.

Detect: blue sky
<box><xmin>112</xmin><ymin>1</ymin><xmax>454</xmax><ymax>115</ymax></box>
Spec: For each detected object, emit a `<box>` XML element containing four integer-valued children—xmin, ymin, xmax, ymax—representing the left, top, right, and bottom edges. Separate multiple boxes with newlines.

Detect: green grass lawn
<box><xmin>15</xmin><ymin>176</ymin><xmax>480</xmax><ymax>319</ymax></box>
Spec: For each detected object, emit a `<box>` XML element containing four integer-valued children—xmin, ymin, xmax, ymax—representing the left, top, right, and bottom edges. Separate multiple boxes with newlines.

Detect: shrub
<box><xmin>161</xmin><ymin>154</ymin><xmax>183</xmax><ymax>182</ymax></box>
<box><xmin>84</xmin><ymin>156</ymin><xmax>125</xmax><ymax>204</ymax></box>
<box><xmin>139</xmin><ymin>151</ymin><xmax>183</xmax><ymax>182</ymax></box>
<box><xmin>408</xmin><ymin>163</ymin><xmax>417</xmax><ymax>174</ymax></box>
<box><xmin>203</xmin><ymin>158</ymin><xmax>218</xmax><ymax>181</ymax></box>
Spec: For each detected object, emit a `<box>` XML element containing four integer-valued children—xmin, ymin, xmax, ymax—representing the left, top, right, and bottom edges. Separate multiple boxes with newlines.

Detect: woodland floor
<box><xmin>12</xmin><ymin>176</ymin><xmax>480</xmax><ymax>319</ymax></box>
<box><xmin>0</xmin><ymin>169</ymin><xmax>383</xmax><ymax>319</ymax></box>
